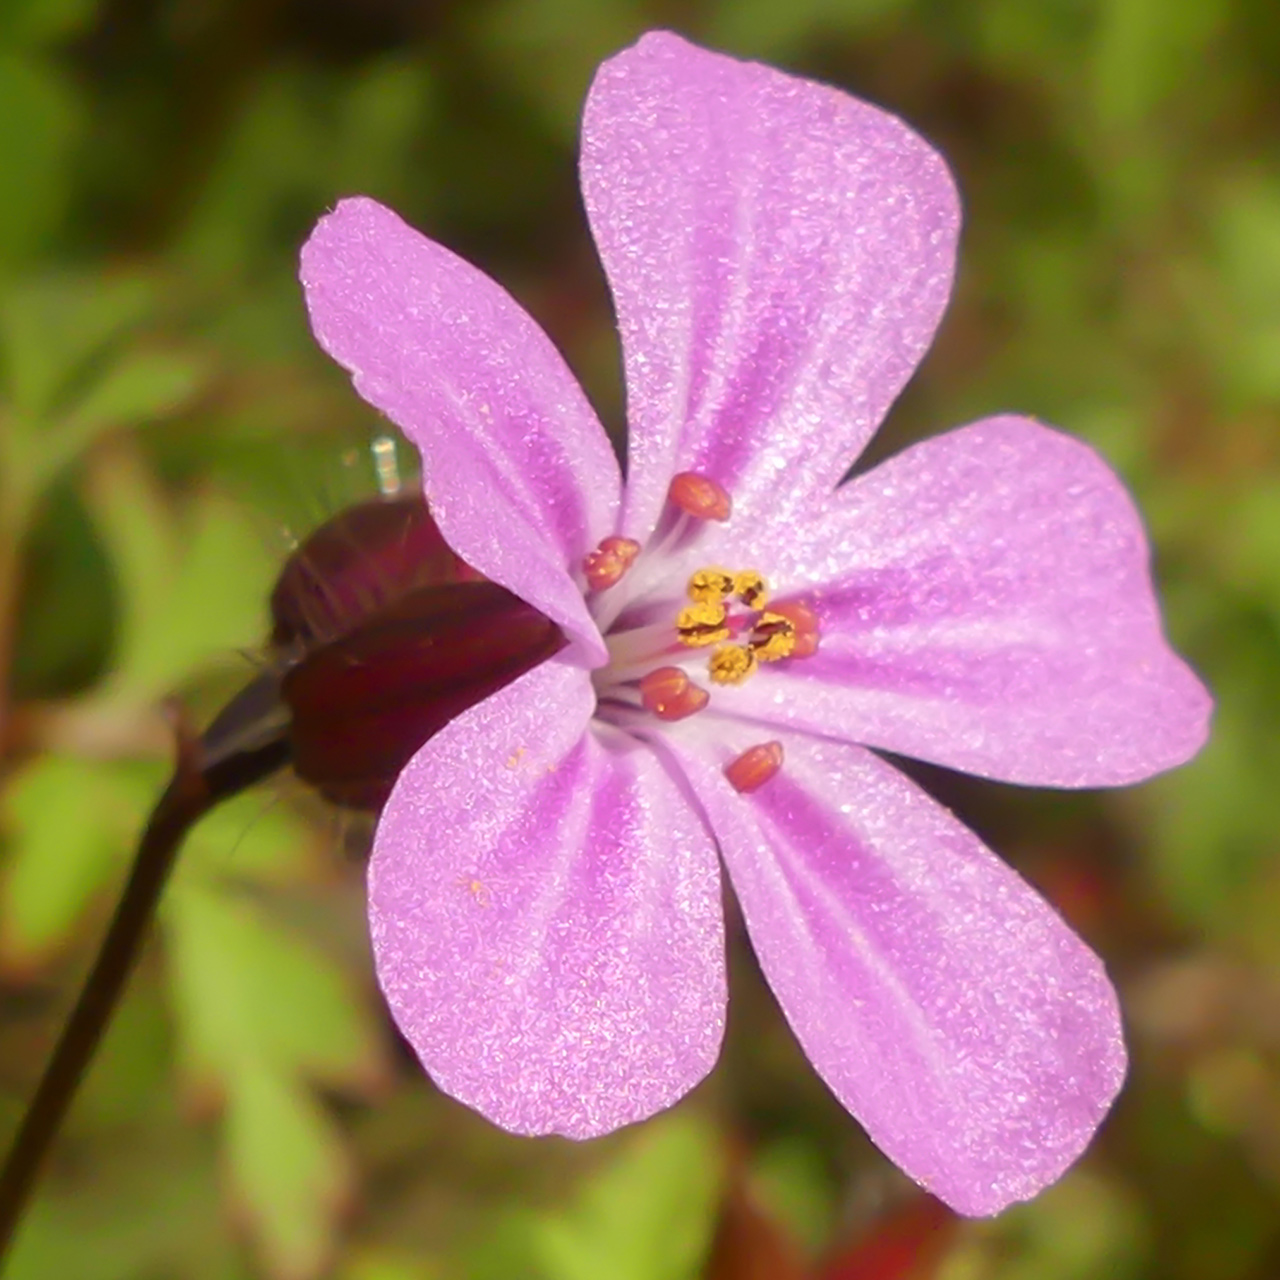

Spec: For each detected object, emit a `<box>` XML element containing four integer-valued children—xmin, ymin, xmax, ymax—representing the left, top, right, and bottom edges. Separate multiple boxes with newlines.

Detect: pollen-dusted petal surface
<box><xmin>668</xmin><ymin>725</ymin><xmax>1126</xmax><ymax>1217</ymax></box>
<box><xmin>301</xmin><ymin>197</ymin><xmax>619</xmax><ymax>663</ymax></box>
<box><xmin>369</xmin><ymin>655</ymin><xmax>725</xmax><ymax>1137</ymax></box>
<box><xmin>711</xmin><ymin>416</ymin><xmax>1212</xmax><ymax>787</ymax></box>
<box><xmin>581</xmin><ymin>31</ymin><xmax>959</xmax><ymax>542</ymax></box>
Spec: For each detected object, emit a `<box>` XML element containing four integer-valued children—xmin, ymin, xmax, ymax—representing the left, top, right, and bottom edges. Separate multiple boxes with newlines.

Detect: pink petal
<box><xmin>668</xmin><ymin>724</ymin><xmax>1126</xmax><ymax>1216</ymax></box>
<box><xmin>369</xmin><ymin>656</ymin><xmax>725</xmax><ymax>1137</ymax></box>
<box><xmin>713</xmin><ymin>416</ymin><xmax>1211</xmax><ymax>787</ymax></box>
<box><xmin>581</xmin><ymin>31</ymin><xmax>958</xmax><ymax>543</ymax></box>
<box><xmin>300</xmin><ymin>197</ymin><xmax>619</xmax><ymax>662</ymax></box>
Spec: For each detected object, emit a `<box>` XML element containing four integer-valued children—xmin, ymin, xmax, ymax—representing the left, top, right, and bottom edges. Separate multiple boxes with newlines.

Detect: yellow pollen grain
<box><xmin>456</xmin><ymin>877</ymin><xmax>492</xmax><ymax>908</ymax></box>
<box><xmin>676</xmin><ymin>600</ymin><xmax>730</xmax><ymax>646</ymax></box>
<box><xmin>708</xmin><ymin>643</ymin><xmax>757</xmax><ymax>685</ymax></box>
<box><xmin>749</xmin><ymin>612</ymin><xmax>797</xmax><ymax>662</ymax></box>
<box><xmin>733</xmin><ymin>570</ymin><xmax>768</xmax><ymax>609</ymax></box>
<box><xmin>688</xmin><ymin>567</ymin><xmax>735</xmax><ymax>603</ymax></box>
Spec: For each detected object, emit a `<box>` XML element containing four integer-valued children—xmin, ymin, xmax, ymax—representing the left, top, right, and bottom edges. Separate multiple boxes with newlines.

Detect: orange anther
<box><xmin>724</xmin><ymin>741</ymin><xmax>784</xmax><ymax>793</ymax></box>
<box><xmin>639</xmin><ymin>666</ymin><xmax>710</xmax><ymax>721</ymax></box>
<box><xmin>583</xmin><ymin>536</ymin><xmax>641</xmax><ymax>591</ymax></box>
<box><xmin>668</xmin><ymin>471</ymin><xmax>731</xmax><ymax>522</ymax></box>
<box><xmin>769</xmin><ymin>599</ymin><xmax>820</xmax><ymax>658</ymax></box>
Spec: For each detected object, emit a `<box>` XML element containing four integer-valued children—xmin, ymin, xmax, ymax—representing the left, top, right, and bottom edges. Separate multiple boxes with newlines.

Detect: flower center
<box><xmin>675</xmin><ymin>566</ymin><xmax>814</xmax><ymax>685</ymax></box>
<box><xmin>584</xmin><ymin>473</ymin><xmax>820</xmax><ymax>736</ymax></box>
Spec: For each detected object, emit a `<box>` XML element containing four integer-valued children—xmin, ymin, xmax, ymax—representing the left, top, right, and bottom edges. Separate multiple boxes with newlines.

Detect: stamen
<box><xmin>605</xmin><ymin>620</ymin><xmax>681</xmax><ymax>672</ymax></box>
<box><xmin>708</xmin><ymin>643</ymin><xmax>757</xmax><ymax>685</ymax></box>
<box><xmin>733</xmin><ymin>570</ymin><xmax>768</xmax><ymax>609</ymax></box>
<box><xmin>584</xmin><ymin>536</ymin><xmax>642</xmax><ymax>591</ymax></box>
<box><xmin>770</xmin><ymin>600</ymin><xmax>820</xmax><ymax>658</ymax></box>
<box><xmin>639</xmin><ymin>667</ymin><xmax>710</xmax><ymax>721</ymax></box>
<box><xmin>646</xmin><ymin>571</ymin><xmax>816</xmax><ymax>701</ymax></box>
<box><xmin>688</xmin><ymin>568</ymin><xmax>735</xmax><ymax>603</ymax></box>
<box><xmin>749</xmin><ymin>611</ymin><xmax>796</xmax><ymax>662</ymax></box>
<box><xmin>669</xmin><ymin>471</ymin><xmax>731</xmax><ymax>522</ymax></box>
<box><xmin>677</xmin><ymin>600</ymin><xmax>730</xmax><ymax>647</ymax></box>
<box><xmin>725</xmin><ymin>741</ymin><xmax>784</xmax><ymax>793</ymax></box>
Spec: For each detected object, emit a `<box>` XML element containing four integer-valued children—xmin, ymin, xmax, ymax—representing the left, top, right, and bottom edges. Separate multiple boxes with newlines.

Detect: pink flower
<box><xmin>299</xmin><ymin>31</ymin><xmax>1210</xmax><ymax>1215</ymax></box>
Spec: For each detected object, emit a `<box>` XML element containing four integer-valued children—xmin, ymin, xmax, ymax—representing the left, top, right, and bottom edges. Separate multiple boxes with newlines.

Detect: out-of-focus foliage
<box><xmin>0</xmin><ymin>0</ymin><xmax>1276</xmax><ymax>1277</ymax></box>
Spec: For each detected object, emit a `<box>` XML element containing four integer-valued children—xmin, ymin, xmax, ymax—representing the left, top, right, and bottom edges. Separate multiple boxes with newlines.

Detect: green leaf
<box><xmin>707</xmin><ymin>0</ymin><xmax>905</xmax><ymax>57</ymax></box>
<box><xmin>175</xmin><ymin>57</ymin><xmax>429</xmax><ymax>288</ymax></box>
<box><xmin>164</xmin><ymin>875</ymin><xmax>377</xmax><ymax>1278</ymax></box>
<box><xmin>992</xmin><ymin>1171</ymin><xmax>1148</xmax><ymax>1280</ymax></box>
<box><xmin>9</xmin><ymin>477</ymin><xmax>116</xmax><ymax>698</ymax></box>
<box><xmin>223</xmin><ymin>1060</ymin><xmax>350</xmax><ymax>1280</ymax></box>
<box><xmin>1209</xmin><ymin>176</ymin><xmax>1280</xmax><ymax>402</ymax></box>
<box><xmin>0</xmin><ymin>272</ymin><xmax>155</xmax><ymax>420</ymax></box>
<box><xmin>0</xmin><ymin>745</ymin><xmax>307</xmax><ymax>967</ymax></box>
<box><xmin>85</xmin><ymin>443</ymin><xmax>177</xmax><ymax>676</ymax></box>
<box><xmin>0</xmin><ymin>0</ymin><xmax>101</xmax><ymax>48</ymax></box>
<box><xmin>340</xmin><ymin>1252</ymin><xmax>442</xmax><ymax>1280</ymax></box>
<box><xmin>474</xmin><ymin>0</ymin><xmax>643</xmax><ymax>138</ymax></box>
<box><xmin>1139</xmin><ymin>644</ymin><xmax>1280</xmax><ymax>932</ymax></box>
<box><xmin>163</xmin><ymin>881</ymin><xmax>379</xmax><ymax>1092</ymax></box>
<box><xmin>1217</xmin><ymin>479</ymin><xmax>1280</xmax><ymax>620</ymax></box>
<box><xmin>331</xmin><ymin>57</ymin><xmax>435</xmax><ymax>199</ymax></box>
<box><xmin>6</xmin><ymin>349</ymin><xmax>209</xmax><ymax>519</ymax></box>
<box><xmin>3</xmin><ymin>1120</ymin><xmax>243</xmax><ymax>1280</ymax></box>
<box><xmin>1091</xmin><ymin>0</ymin><xmax>1229</xmax><ymax>134</ymax></box>
<box><xmin>0</xmin><ymin>755</ymin><xmax>151</xmax><ymax>963</ymax></box>
<box><xmin>77</xmin><ymin>983</ymin><xmax>175</xmax><ymax>1131</ymax></box>
<box><xmin>0</xmin><ymin>52</ymin><xmax>82</xmax><ymax>269</ymax></box>
<box><xmin>748</xmin><ymin>1138</ymin><xmax>835</xmax><ymax>1258</ymax></box>
<box><xmin>533</xmin><ymin>1112</ymin><xmax>723</xmax><ymax>1280</ymax></box>
<box><xmin>173</xmin><ymin>69</ymin><xmax>322</xmax><ymax>283</ymax></box>
<box><xmin>145</xmin><ymin>488</ymin><xmax>273</xmax><ymax>690</ymax></box>
<box><xmin>973</xmin><ymin>0</ymin><xmax>1092</xmax><ymax>80</ymax></box>
<box><xmin>0</xmin><ymin>276</ymin><xmax>208</xmax><ymax>595</ymax></box>
<box><xmin>85</xmin><ymin>447</ymin><xmax>272</xmax><ymax>704</ymax></box>
<box><xmin>180</xmin><ymin>790</ymin><xmax>313</xmax><ymax>887</ymax></box>
<box><xmin>59</xmin><ymin>348</ymin><xmax>209</xmax><ymax>438</ymax></box>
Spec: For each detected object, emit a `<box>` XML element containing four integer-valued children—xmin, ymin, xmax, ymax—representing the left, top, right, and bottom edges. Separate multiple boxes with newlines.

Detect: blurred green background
<box><xmin>0</xmin><ymin>0</ymin><xmax>1277</xmax><ymax>1277</ymax></box>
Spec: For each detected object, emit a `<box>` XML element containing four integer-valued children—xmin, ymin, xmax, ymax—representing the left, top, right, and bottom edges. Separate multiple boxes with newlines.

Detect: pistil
<box><xmin>587</xmin><ymin>489</ymin><xmax>820</xmax><ymax>746</ymax></box>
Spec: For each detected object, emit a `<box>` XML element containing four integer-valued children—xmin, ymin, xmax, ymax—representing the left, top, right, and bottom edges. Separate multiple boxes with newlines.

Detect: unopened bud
<box><xmin>283</xmin><ymin>580</ymin><xmax>564</xmax><ymax>810</ymax></box>
<box><xmin>271</xmin><ymin>494</ymin><xmax>480</xmax><ymax>649</ymax></box>
<box><xmin>269</xmin><ymin>494</ymin><xmax>563</xmax><ymax>810</ymax></box>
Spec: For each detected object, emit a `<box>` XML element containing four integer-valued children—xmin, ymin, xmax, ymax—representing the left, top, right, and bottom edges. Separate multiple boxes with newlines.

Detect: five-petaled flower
<box><xmin>299</xmin><ymin>31</ymin><xmax>1210</xmax><ymax>1216</ymax></box>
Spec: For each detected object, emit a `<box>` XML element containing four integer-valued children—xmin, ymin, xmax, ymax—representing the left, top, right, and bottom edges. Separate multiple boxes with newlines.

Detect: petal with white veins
<box><xmin>668</xmin><ymin>724</ymin><xmax>1126</xmax><ymax>1216</ymax></box>
<box><xmin>301</xmin><ymin>197</ymin><xmax>619</xmax><ymax>662</ymax></box>
<box><xmin>370</xmin><ymin>655</ymin><xmax>725</xmax><ymax>1137</ymax></box>
<box><xmin>709</xmin><ymin>416</ymin><xmax>1211</xmax><ymax>787</ymax></box>
<box><xmin>582</xmin><ymin>31</ymin><xmax>959</xmax><ymax>542</ymax></box>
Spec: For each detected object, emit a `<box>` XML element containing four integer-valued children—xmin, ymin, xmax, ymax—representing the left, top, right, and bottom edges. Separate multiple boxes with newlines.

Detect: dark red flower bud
<box><xmin>270</xmin><ymin>493</ymin><xmax>481</xmax><ymax>649</ymax></box>
<box><xmin>282</xmin><ymin>580</ymin><xmax>563</xmax><ymax>810</ymax></box>
<box><xmin>271</xmin><ymin>495</ymin><xmax>564</xmax><ymax>810</ymax></box>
